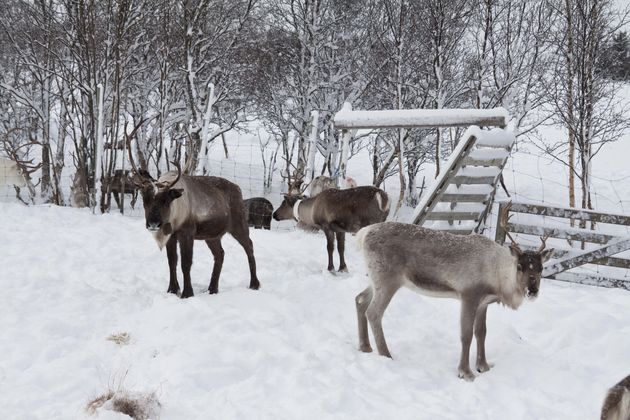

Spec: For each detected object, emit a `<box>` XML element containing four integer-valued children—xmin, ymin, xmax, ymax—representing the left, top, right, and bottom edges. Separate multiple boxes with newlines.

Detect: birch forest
<box><xmin>0</xmin><ymin>0</ymin><xmax>629</xmax><ymax>211</ymax></box>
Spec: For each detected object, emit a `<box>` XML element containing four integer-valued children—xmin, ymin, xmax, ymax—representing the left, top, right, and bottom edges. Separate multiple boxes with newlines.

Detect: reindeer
<box><xmin>309</xmin><ymin>175</ymin><xmax>337</xmax><ymax>196</ymax></box>
<box><xmin>128</xmin><ymin>138</ymin><xmax>259</xmax><ymax>298</ymax></box>
<box><xmin>101</xmin><ymin>169</ymin><xmax>139</xmax><ymax>211</ymax></box>
<box><xmin>244</xmin><ymin>197</ymin><xmax>273</xmax><ymax>230</ymax></box>
<box><xmin>354</xmin><ymin>203</ymin><xmax>552</xmax><ymax>381</ymax></box>
<box><xmin>601</xmin><ymin>374</ymin><xmax>630</xmax><ymax>420</ymax></box>
<box><xmin>272</xmin><ymin>186</ymin><xmax>389</xmax><ymax>272</ymax></box>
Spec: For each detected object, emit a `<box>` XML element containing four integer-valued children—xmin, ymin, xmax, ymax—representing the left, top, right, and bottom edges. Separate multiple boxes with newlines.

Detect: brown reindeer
<box><xmin>101</xmin><ymin>169</ymin><xmax>139</xmax><ymax>211</ymax></box>
<box><xmin>272</xmin><ymin>186</ymin><xmax>389</xmax><ymax>272</ymax></box>
<box><xmin>130</xmin><ymin>158</ymin><xmax>260</xmax><ymax>298</ymax></box>
<box><xmin>244</xmin><ymin>197</ymin><xmax>273</xmax><ymax>230</ymax></box>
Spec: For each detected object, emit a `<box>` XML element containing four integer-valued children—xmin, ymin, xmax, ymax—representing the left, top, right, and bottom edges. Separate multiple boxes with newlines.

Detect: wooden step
<box><xmin>425</xmin><ymin>211</ymin><xmax>480</xmax><ymax>221</ymax></box>
<box><xmin>452</xmin><ymin>175</ymin><xmax>496</xmax><ymax>184</ymax></box>
<box><xmin>439</xmin><ymin>193</ymin><xmax>488</xmax><ymax>202</ymax></box>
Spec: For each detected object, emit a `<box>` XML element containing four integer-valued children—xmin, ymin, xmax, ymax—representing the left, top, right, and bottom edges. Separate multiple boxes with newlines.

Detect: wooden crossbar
<box><xmin>542</xmin><ymin>237</ymin><xmax>630</xmax><ymax>277</ymax></box>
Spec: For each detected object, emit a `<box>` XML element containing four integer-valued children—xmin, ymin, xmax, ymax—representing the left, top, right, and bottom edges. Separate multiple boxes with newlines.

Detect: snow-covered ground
<box><xmin>1</xmin><ymin>202</ymin><xmax>629</xmax><ymax>419</ymax></box>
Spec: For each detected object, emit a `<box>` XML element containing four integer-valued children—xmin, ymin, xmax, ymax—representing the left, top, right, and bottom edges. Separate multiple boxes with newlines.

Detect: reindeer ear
<box><xmin>168</xmin><ymin>188</ymin><xmax>184</xmax><ymax>200</ymax></box>
<box><xmin>541</xmin><ymin>248</ymin><xmax>554</xmax><ymax>263</ymax></box>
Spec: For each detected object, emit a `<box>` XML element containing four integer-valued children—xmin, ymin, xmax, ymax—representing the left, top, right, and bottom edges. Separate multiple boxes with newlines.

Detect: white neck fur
<box><xmin>293</xmin><ymin>199</ymin><xmax>302</xmax><ymax>222</ymax></box>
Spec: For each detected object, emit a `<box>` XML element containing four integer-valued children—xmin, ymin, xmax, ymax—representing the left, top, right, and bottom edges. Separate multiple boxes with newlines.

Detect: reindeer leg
<box><xmin>458</xmin><ymin>296</ymin><xmax>480</xmax><ymax>381</ymax></box>
<box><xmin>179</xmin><ymin>232</ymin><xmax>194</xmax><ymax>298</ymax></box>
<box><xmin>366</xmin><ymin>283</ymin><xmax>399</xmax><ymax>358</ymax></box>
<box><xmin>336</xmin><ymin>232</ymin><xmax>348</xmax><ymax>272</ymax></box>
<box><xmin>231</xmin><ymin>224</ymin><xmax>260</xmax><ymax>290</ymax></box>
<box><xmin>324</xmin><ymin>228</ymin><xmax>335</xmax><ymax>271</ymax></box>
<box><xmin>355</xmin><ymin>286</ymin><xmax>373</xmax><ymax>352</ymax></box>
<box><xmin>166</xmin><ymin>235</ymin><xmax>179</xmax><ymax>295</ymax></box>
<box><xmin>475</xmin><ymin>303</ymin><xmax>492</xmax><ymax>373</ymax></box>
<box><xmin>112</xmin><ymin>191</ymin><xmax>121</xmax><ymax>211</ymax></box>
<box><xmin>130</xmin><ymin>191</ymin><xmax>138</xmax><ymax>209</ymax></box>
<box><xmin>205</xmin><ymin>238</ymin><xmax>224</xmax><ymax>294</ymax></box>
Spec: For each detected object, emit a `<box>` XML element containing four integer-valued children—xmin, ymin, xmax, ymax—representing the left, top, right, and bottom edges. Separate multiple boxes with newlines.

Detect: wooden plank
<box><xmin>424</xmin><ymin>211</ymin><xmax>480</xmax><ymax>221</ymax></box>
<box><xmin>439</xmin><ymin>193</ymin><xmax>488</xmax><ymax>202</ymax></box>
<box><xmin>334</xmin><ymin>108</ymin><xmax>507</xmax><ymax>130</ymax></box>
<box><xmin>521</xmin><ymin>246</ymin><xmax>630</xmax><ymax>270</ymax></box>
<box><xmin>543</xmin><ymin>237</ymin><xmax>630</xmax><ymax>276</ymax></box>
<box><xmin>452</xmin><ymin>175</ymin><xmax>496</xmax><ymax>184</ymax></box>
<box><xmin>507</xmin><ymin>202</ymin><xmax>630</xmax><ymax>226</ymax></box>
<box><xmin>546</xmin><ymin>272</ymin><xmax>630</xmax><ymax>291</ymax></box>
<box><xmin>462</xmin><ymin>157</ymin><xmax>504</xmax><ymax>166</ymax></box>
<box><xmin>495</xmin><ymin>202</ymin><xmax>509</xmax><ymax>244</ymax></box>
<box><xmin>508</xmin><ymin>223</ymin><xmax>615</xmax><ymax>245</ymax></box>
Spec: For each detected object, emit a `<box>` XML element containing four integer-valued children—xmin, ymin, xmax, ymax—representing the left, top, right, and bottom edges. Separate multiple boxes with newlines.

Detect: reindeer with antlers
<box><xmin>354</xmin><ymin>202</ymin><xmax>553</xmax><ymax>381</ymax></box>
<box><xmin>126</xmin><ymin>121</ymin><xmax>260</xmax><ymax>298</ymax></box>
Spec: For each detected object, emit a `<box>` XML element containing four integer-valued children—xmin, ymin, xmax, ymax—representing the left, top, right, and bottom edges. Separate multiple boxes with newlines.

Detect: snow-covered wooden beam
<box><xmin>547</xmin><ymin>272</ymin><xmax>630</xmax><ymax>291</ymax></box>
<box><xmin>334</xmin><ymin>103</ymin><xmax>508</xmax><ymax>130</ymax></box>
<box><xmin>542</xmin><ymin>237</ymin><xmax>630</xmax><ymax>277</ymax></box>
<box><xmin>507</xmin><ymin>202</ymin><xmax>630</xmax><ymax>226</ymax></box>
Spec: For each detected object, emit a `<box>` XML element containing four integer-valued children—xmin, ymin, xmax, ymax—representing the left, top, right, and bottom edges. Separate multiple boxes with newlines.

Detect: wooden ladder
<box><xmin>410</xmin><ymin>127</ymin><xmax>515</xmax><ymax>235</ymax></box>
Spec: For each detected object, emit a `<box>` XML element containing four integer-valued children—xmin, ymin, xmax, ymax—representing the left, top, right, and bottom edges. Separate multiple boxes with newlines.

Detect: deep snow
<box><xmin>1</xmin><ymin>202</ymin><xmax>629</xmax><ymax>420</ymax></box>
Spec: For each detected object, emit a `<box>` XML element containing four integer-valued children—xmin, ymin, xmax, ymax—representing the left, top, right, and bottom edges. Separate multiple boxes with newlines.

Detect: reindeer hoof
<box><xmin>208</xmin><ymin>287</ymin><xmax>218</xmax><ymax>294</ymax></box>
<box><xmin>180</xmin><ymin>289</ymin><xmax>194</xmax><ymax>299</ymax></box>
<box><xmin>338</xmin><ymin>266</ymin><xmax>348</xmax><ymax>273</ymax></box>
<box><xmin>167</xmin><ymin>287</ymin><xmax>180</xmax><ymax>295</ymax></box>
<box><xmin>359</xmin><ymin>344</ymin><xmax>373</xmax><ymax>353</ymax></box>
<box><xmin>249</xmin><ymin>280</ymin><xmax>260</xmax><ymax>290</ymax></box>
<box><xmin>476</xmin><ymin>361</ymin><xmax>492</xmax><ymax>373</ymax></box>
<box><xmin>458</xmin><ymin>368</ymin><xmax>476</xmax><ymax>382</ymax></box>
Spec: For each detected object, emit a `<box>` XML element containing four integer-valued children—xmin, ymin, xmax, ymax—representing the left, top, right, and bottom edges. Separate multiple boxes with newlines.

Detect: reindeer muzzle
<box><xmin>147</xmin><ymin>222</ymin><xmax>161</xmax><ymax>232</ymax></box>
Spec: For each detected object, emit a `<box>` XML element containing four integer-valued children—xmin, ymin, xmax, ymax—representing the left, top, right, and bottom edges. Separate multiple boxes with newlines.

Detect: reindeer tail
<box><xmin>375</xmin><ymin>190</ymin><xmax>390</xmax><ymax>213</ymax></box>
<box><xmin>356</xmin><ymin>225</ymin><xmax>374</xmax><ymax>251</ymax></box>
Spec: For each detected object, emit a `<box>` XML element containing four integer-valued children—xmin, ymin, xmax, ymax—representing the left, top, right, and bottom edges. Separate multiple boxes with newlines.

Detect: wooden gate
<box><xmin>495</xmin><ymin>201</ymin><xmax>630</xmax><ymax>290</ymax></box>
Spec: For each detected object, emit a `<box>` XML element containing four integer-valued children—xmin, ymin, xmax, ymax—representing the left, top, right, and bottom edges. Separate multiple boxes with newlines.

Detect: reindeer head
<box><xmin>272</xmin><ymin>194</ymin><xmax>303</xmax><ymax>221</ymax></box>
<box><xmin>500</xmin><ymin>202</ymin><xmax>554</xmax><ymax>299</ymax></box>
<box><xmin>132</xmin><ymin>162</ymin><xmax>183</xmax><ymax>233</ymax></box>
<box><xmin>126</xmin><ymin>122</ymin><xmax>184</xmax><ymax>234</ymax></box>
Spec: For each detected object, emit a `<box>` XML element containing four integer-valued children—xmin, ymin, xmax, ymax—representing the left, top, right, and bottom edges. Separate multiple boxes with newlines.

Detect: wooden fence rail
<box><xmin>495</xmin><ymin>201</ymin><xmax>630</xmax><ymax>291</ymax></box>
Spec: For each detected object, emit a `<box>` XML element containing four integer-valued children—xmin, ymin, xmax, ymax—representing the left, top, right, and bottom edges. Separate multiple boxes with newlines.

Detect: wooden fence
<box><xmin>495</xmin><ymin>201</ymin><xmax>630</xmax><ymax>290</ymax></box>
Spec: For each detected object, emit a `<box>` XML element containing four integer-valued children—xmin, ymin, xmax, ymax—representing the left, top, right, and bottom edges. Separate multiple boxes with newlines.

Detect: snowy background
<box><xmin>1</xmin><ymin>118</ymin><xmax>629</xmax><ymax>419</ymax></box>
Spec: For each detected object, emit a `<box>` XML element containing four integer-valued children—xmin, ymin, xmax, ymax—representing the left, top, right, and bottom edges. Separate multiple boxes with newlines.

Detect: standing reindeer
<box><xmin>101</xmin><ymin>169</ymin><xmax>139</xmax><ymax>211</ymax></box>
<box><xmin>355</xmin><ymin>204</ymin><xmax>552</xmax><ymax>381</ymax></box>
<box><xmin>273</xmin><ymin>186</ymin><xmax>389</xmax><ymax>272</ymax></box>
<box><xmin>309</xmin><ymin>175</ymin><xmax>336</xmax><ymax>196</ymax></box>
<box><xmin>244</xmin><ymin>197</ymin><xmax>273</xmax><ymax>230</ymax></box>
<box><xmin>128</xmin><ymin>142</ymin><xmax>260</xmax><ymax>298</ymax></box>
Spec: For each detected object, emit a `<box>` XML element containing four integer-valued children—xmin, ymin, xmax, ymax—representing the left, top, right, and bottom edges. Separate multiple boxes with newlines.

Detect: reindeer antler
<box><xmin>537</xmin><ymin>231</ymin><xmax>551</xmax><ymax>253</ymax></box>
<box><xmin>280</xmin><ymin>156</ymin><xmax>307</xmax><ymax>196</ymax></box>
<box><xmin>499</xmin><ymin>202</ymin><xmax>523</xmax><ymax>253</ymax></box>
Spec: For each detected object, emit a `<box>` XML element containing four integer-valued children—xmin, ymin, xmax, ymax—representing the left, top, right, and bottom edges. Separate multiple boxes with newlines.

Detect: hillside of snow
<box><xmin>1</xmin><ymin>202</ymin><xmax>629</xmax><ymax>419</ymax></box>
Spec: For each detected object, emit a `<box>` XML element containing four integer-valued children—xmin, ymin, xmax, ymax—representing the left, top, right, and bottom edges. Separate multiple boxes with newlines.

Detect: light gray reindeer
<box><xmin>355</xmin><ymin>204</ymin><xmax>552</xmax><ymax>381</ymax></box>
<box><xmin>309</xmin><ymin>175</ymin><xmax>337</xmax><ymax>196</ymax></box>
